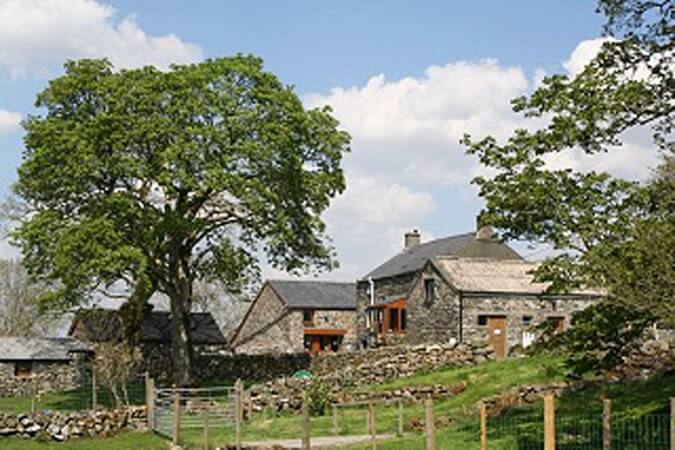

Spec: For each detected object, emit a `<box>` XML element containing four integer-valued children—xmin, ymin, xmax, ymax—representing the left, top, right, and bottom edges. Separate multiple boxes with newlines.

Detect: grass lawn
<box><xmin>0</xmin><ymin>432</ymin><xmax>167</xmax><ymax>450</ymax></box>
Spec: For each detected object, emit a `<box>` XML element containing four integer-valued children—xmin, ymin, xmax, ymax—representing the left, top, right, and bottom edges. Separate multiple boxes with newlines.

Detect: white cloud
<box><xmin>0</xmin><ymin>109</ymin><xmax>21</xmax><ymax>135</ymax></box>
<box><xmin>298</xmin><ymin>38</ymin><xmax>658</xmax><ymax>281</ymax></box>
<box><xmin>563</xmin><ymin>37</ymin><xmax>612</xmax><ymax>77</ymax></box>
<box><xmin>0</xmin><ymin>0</ymin><xmax>203</xmax><ymax>77</ymax></box>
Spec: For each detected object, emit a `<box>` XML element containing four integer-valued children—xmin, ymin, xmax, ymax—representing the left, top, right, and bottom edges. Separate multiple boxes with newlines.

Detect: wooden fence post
<box><xmin>145</xmin><ymin>373</ymin><xmax>155</xmax><ymax>430</ymax></box>
<box><xmin>480</xmin><ymin>405</ymin><xmax>487</xmax><ymax>450</ymax></box>
<box><xmin>425</xmin><ymin>398</ymin><xmax>436</xmax><ymax>450</ymax></box>
<box><xmin>670</xmin><ymin>397</ymin><xmax>674</xmax><ymax>450</ymax></box>
<box><xmin>172</xmin><ymin>389</ymin><xmax>180</xmax><ymax>446</ymax></box>
<box><xmin>544</xmin><ymin>394</ymin><xmax>555</xmax><ymax>450</ymax></box>
<box><xmin>235</xmin><ymin>379</ymin><xmax>243</xmax><ymax>450</ymax></box>
<box><xmin>301</xmin><ymin>392</ymin><xmax>311</xmax><ymax>450</ymax></box>
<box><xmin>203</xmin><ymin>403</ymin><xmax>210</xmax><ymax>450</ymax></box>
<box><xmin>397</xmin><ymin>399</ymin><xmax>404</xmax><ymax>437</ymax></box>
<box><xmin>368</xmin><ymin>400</ymin><xmax>377</xmax><ymax>450</ymax></box>
<box><xmin>91</xmin><ymin>369</ymin><xmax>97</xmax><ymax>410</ymax></box>
<box><xmin>31</xmin><ymin>377</ymin><xmax>37</xmax><ymax>413</ymax></box>
<box><xmin>332</xmin><ymin>404</ymin><xmax>339</xmax><ymax>436</ymax></box>
<box><xmin>603</xmin><ymin>398</ymin><xmax>611</xmax><ymax>450</ymax></box>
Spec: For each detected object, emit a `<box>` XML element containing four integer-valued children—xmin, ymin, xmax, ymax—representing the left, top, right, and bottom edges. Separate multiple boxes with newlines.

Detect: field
<box><xmin>2</xmin><ymin>355</ymin><xmax>673</xmax><ymax>449</ymax></box>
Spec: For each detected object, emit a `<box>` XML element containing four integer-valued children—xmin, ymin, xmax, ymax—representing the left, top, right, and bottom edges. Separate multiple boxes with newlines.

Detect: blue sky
<box><xmin>2</xmin><ymin>1</ymin><xmax>652</xmax><ymax>279</ymax></box>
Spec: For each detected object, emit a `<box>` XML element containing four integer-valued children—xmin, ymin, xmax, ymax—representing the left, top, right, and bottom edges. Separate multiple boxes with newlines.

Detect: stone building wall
<box><xmin>293</xmin><ymin>309</ymin><xmax>358</xmax><ymax>351</ymax></box>
<box><xmin>405</xmin><ymin>263</ymin><xmax>460</xmax><ymax>345</ymax></box>
<box><xmin>356</xmin><ymin>272</ymin><xmax>417</xmax><ymax>347</ymax></box>
<box><xmin>231</xmin><ymin>284</ymin><xmax>295</xmax><ymax>354</ymax></box>
<box><xmin>232</xmin><ymin>283</ymin><xmax>357</xmax><ymax>355</ymax></box>
<box><xmin>0</xmin><ymin>361</ymin><xmax>81</xmax><ymax>397</ymax></box>
<box><xmin>461</xmin><ymin>295</ymin><xmax>598</xmax><ymax>352</ymax></box>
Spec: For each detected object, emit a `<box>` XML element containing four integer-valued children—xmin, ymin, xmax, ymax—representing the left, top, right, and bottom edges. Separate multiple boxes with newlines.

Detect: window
<box><xmin>303</xmin><ymin>335</ymin><xmax>312</xmax><ymax>351</ymax></box>
<box><xmin>424</xmin><ymin>278</ymin><xmax>436</xmax><ymax>302</ymax></box>
<box><xmin>477</xmin><ymin>315</ymin><xmax>488</xmax><ymax>326</ymax></box>
<box><xmin>303</xmin><ymin>309</ymin><xmax>314</xmax><ymax>326</ymax></box>
<box><xmin>388</xmin><ymin>308</ymin><xmax>399</xmax><ymax>332</ymax></box>
<box><xmin>400</xmin><ymin>309</ymin><xmax>407</xmax><ymax>331</ymax></box>
<box><xmin>522</xmin><ymin>315</ymin><xmax>533</xmax><ymax>327</ymax></box>
<box><xmin>14</xmin><ymin>361</ymin><xmax>32</xmax><ymax>378</ymax></box>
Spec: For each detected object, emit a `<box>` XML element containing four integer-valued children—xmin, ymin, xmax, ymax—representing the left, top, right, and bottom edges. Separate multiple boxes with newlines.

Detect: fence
<box><xmin>481</xmin><ymin>395</ymin><xmax>673</xmax><ymax>450</ymax></box>
<box><xmin>150</xmin><ymin>379</ymin><xmax>240</xmax><ymax>449</ymax></box>
<box><xmin>139</xmin><ymin>377</ymin><xmax>674</xmax><ymax>450</ymax></box>
<box><xmin>0</xmin><ymin>372</ymin><xmax>146</xmax><ymax>413</ymax></box>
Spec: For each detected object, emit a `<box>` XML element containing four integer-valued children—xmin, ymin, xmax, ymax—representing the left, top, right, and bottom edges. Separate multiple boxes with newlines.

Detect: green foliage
<box><xmin>562</xmin><ymin>301</ymin><xmax>655</xmax><ymax>377</ymax></box>
<box><xmin>306</xmin><ymin>380</ymin><xmax>331</xmax><ymax>416</ymax></box>
<box><xmin>462</xmin><ymin>1</ymin><xmax>673</xmax><ymax>376</ymax></box>
<box><xmin>10</xmin><ymin>55</ymin><xmax>350</xmax><ymax>384</ymax></box>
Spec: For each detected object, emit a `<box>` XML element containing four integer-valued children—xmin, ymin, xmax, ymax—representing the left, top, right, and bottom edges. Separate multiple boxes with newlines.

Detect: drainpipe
<box><xmin>366</xmin><ymin>277</ymin><xmax>375</xmax><ymax>330</ymax></box>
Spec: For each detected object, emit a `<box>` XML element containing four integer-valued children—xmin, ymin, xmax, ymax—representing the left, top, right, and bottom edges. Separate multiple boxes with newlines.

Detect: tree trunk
<box><xmin>169</xmin><ymin>289</ymin><xmax>194</xmax><ymax>386</ymax></box>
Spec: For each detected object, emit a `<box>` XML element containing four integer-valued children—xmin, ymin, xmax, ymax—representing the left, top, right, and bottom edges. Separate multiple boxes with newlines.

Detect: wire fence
<box><xmin>0</xmin><ymin>374</ymin><xmax>146</xmax><ymax>413</ymax></box>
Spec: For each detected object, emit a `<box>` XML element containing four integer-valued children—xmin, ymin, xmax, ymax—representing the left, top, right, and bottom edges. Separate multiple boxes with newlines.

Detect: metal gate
<box><xmin>153</xmin><ymin>386</ymin><xmax>237</xmax><ymax>439</ymax></box>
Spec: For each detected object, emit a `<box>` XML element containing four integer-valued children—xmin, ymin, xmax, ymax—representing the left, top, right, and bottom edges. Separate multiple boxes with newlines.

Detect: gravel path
<box><xmin>241</xmin><ymin>434</ymin><xmax>394</xmax><ymax>449</ymax></box>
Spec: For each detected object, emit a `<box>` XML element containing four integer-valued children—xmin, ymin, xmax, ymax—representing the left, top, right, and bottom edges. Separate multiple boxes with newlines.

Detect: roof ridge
<box><xmin>268</xmin><ymin>278</ymin><xmax>355</xmax><ymax>285</ymax></box>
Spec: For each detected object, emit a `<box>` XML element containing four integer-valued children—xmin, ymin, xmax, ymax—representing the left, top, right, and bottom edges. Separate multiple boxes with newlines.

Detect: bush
<box><xmin>306</xmin><ymin>380</ymin><xmax>330</xmax><ymax>416</ymax></box>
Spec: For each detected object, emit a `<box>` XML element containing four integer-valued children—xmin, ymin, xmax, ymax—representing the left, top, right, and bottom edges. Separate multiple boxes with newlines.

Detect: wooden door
<box><xmin>487</xmin><ymin>316</ymin><xmax>507</xmax><ymax>358</ymax></box>
<box><xmin>310</xmin><ymin>336</ymin><xmax>321</xmax><ymax>355</ymax></box>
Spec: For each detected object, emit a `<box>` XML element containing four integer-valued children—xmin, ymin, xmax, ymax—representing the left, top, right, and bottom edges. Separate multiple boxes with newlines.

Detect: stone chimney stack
<box><xmin>475</xmin><ymin>225</ymin><xmax>496</xmax><ymax>240</ymax></box>
<box><xmin>404</xmin><ymin>229</ymin><xmax>421</xmax><ymax>250</ymax></box>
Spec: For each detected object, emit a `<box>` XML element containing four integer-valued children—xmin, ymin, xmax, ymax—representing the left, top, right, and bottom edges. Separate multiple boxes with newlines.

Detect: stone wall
<box><xmin>406</xmin><ymin>263</ymin><xmax>459</xmax><ymax>345</ymax></box>
<box><xmin>0</xmin><ymin>361</ymin><xmax>81</xmax><ymax>397</ymax></box>
<box><xmin>142</xmin><ymin>343</ymin><xmax>311</xmax><ymax>383</ymax></box>
<box><xmin>356</xmin><ymin>272</ymin><xmax>417</xmax><ymax>347</ymax></box>
<box><xmin>0</xmin><ymin>406</ymin><xmax>146</xmax><ymax>441</ymax></box>
<box><xmin>232</xmin><ymin>284</ymin><xmax>357</xmax><ymax>354</ymax></box>
<box><xmin>248</xmin><ymin>342</ymin><xmax>492</xmax><ymax>412</ymax></box>
<box><xmin>462</xmin><ymin>295</ymin><xmax>597</xmax><ymax>352</ymax></box>
<box><xmin>232</xmin><ymin>284</ymin><xmax>296</xmax><ymax>354</ymax></box>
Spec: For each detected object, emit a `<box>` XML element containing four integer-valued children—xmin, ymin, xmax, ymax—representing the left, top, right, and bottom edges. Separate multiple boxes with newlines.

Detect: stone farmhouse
<box><xmin>0</xmin><ymin>337</ymin><xmax>91</xmax><ymax>396</ymax></box>
<box><xmin>357</xmin><ymin>227</ymin><xmax>602</xmax><ymax>357</ymax></box>
<box><xmin>230</xmin><ymin>280</ymin><xmax>356</xmax><ymax>355</ymax></box>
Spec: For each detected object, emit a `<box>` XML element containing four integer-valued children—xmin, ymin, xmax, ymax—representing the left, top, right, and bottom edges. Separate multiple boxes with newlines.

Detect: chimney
<box><xmin>475</xmin><ymin>225</ymin><xmax>496</xmax><ymax>240</ymax></box>
<box><xmin>404</xmin><ymin>229</ymin><xmax>421</xmax><ymax>250</ymax></box>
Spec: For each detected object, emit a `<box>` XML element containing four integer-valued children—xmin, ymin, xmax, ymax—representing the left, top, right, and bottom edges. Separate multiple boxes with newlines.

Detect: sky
<box><xmin>0</xmin><ymin>1</ymin><xmax>660</xmax><ymax>281</ymax></box>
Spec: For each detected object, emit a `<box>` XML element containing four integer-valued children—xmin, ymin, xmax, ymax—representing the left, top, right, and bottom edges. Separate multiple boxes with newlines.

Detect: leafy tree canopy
<box><xmin>463</xmin><ymin>0</ymin><xmax>673</xmax><ymax>373</ymax></box>
<box><xmin>11</xmin><ymin>55</ymin><xmax>350</xmax><ymax>384</ymax></box>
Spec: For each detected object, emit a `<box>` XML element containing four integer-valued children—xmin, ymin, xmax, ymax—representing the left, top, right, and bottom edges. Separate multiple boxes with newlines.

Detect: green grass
<box><xmin>0</xmin><ymin>384</ymin><xmax>146</xmax><ymax>414</ymax></box>
<box><xmin>0</xmin><ymin>432</ymin><xmax>166</xmax><ymax>450</ymax></box>
<box><xmin>2</xmin><ymin>355</ymin><xmax>672</xmax><ymax>449</ymax></box>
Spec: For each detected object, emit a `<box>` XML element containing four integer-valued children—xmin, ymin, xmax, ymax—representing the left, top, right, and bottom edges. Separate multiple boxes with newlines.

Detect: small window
<box><xmin>424</xmin><ymin>279</ymin><xmax>436</xmax><ymax>302</ymax></box>
<box><xmin>400</xmin><ymin>309</ymin><xmax>407</xmax><ymax>331</ymax></box>
<box><xmin>303</xmin><ymin>309</ymin><xmax>314</xmax><ymax>326</ymax></box>
<box><xmin>522</xmin><ymin>315</ymin><xmax>533</xmax><ymax>327</ymax></box>
<box><xmin>303</xmin><ymin>335</ymin><xmax>312</xmax><ymax>351</ymax></box>
<box><xmin>477</xmin><ymin>315</ymin><xmax>488</xmax><ymax>326</ymax></box>
<box><xmin>15</xmin><ymin>361</ymin><xmax>32</xmax><ymax>378</ymax></box>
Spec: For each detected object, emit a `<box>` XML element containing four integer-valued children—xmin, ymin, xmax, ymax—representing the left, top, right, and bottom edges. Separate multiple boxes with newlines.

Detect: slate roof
<box><xmin>268</xmin><ymin>280</ymin><xmax>356</xmax><ymax>310</ymax></box>
<box><xmin>69</xmin><ymin>309</ymin><xmax>227</xmax><ymax>345</ymax></box>
<box><xmin>434</xmin><ymin>257</ymin><xmax>603</xmax><ymax>296</ymax></box>
<box><xmin>362</xmin><ymin>231</ymin><xmax>522</xmax><ymax>281</ymax></box>
<box><xmin>0</xmin><ymin>337</ymin><xmax>91</xmax><ymax>361</ymax></box>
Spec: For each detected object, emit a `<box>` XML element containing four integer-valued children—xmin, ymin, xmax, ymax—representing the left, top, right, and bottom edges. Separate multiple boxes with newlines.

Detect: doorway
<box><xmin>486</xmin><ymin>315</ymin><xmax>507</xmax><ymax>358</ymax></box>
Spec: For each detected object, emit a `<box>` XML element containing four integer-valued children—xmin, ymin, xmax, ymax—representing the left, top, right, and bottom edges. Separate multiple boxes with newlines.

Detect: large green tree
<box><xmin>11</xmin><ymin>56</ymin><xmax>350</xmax><ymax>385</ymax></box>
<box><xmin>463</xmin><ymin>1</ymin><xmax>673</xmax><ymax>372</ymax></box>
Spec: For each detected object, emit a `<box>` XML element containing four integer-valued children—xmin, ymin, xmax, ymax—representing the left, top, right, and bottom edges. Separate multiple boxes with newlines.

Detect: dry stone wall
<box><xmin>0</xmin><ymin>406</ymin><xmax>146</xmax><ymax>441</ymax></box>
<box><xmin>248</xmin><ymin>342</ymin><xmax>492</xmax><ymax>412</ymax></box>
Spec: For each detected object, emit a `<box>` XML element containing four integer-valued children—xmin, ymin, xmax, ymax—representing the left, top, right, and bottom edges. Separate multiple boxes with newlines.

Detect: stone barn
<box><xmin>357</xmin><ymin>227</ymin><xmax>602</xmax><ymax>357</ymax></box>
<box><xmin>230</xmin><ymin>280</ymin><xmax>356</xmax><ymax>355</ymax></box>
<box><xmin>0</xmin><ymin>337</ymin><xmax>91</xmax><ymax>396</ymax></box>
